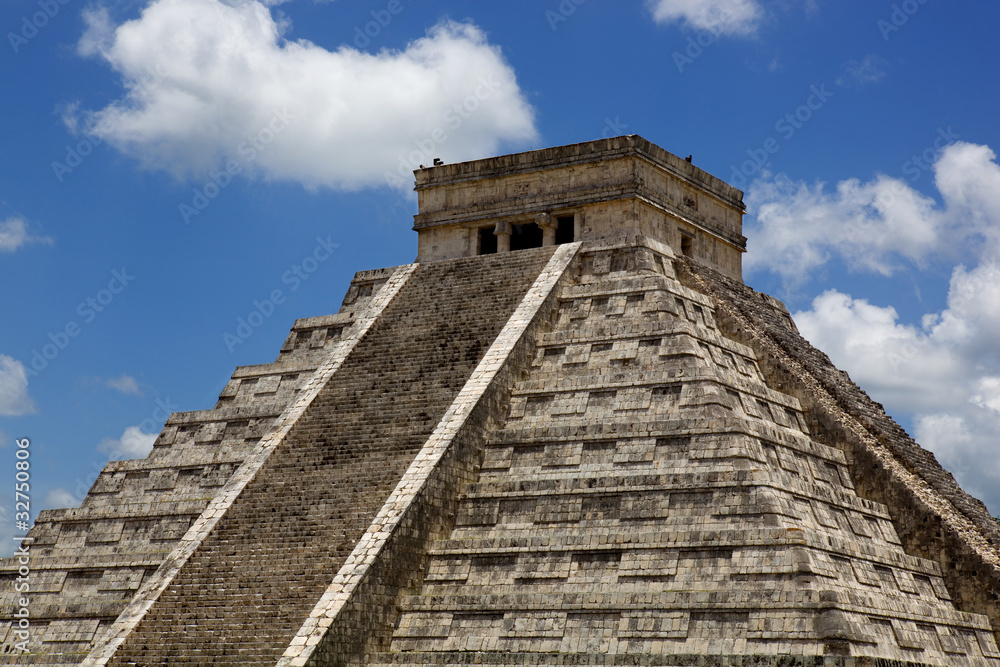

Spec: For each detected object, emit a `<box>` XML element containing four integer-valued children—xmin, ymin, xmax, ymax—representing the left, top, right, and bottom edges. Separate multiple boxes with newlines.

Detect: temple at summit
<box><xmin>2</xmin><ymin>135</ymin><xmax>999</xmax><ymax>666</ymax></box>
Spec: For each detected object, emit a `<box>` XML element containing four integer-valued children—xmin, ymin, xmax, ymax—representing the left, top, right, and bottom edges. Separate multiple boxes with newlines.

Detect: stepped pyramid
<box><xmin>3</xmin><ymin>135</ymin><xmax>1000</xmax><ymax>666</ymax></box>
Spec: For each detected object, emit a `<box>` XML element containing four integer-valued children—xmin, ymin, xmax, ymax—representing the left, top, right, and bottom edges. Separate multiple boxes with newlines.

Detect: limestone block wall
<box><xmin>414</xmin><ymin>137</ymin><xmax>742</xmax><ymax>225</ymax></box>
<box><xmin>7</xmin><ymin>224</ymin><xmax>997</xmax><ymax>666</ymax></box>
<box><xmin>412</xmin><ymin>136</ymin><xmax>746</xmax><ymax>280</ymax></box>
<box><xmin>279</xmin><ymin>243</ymin><xmax>581</xmax><ymax>667</ymax></box>
<box><xmin>683</xmin><ymin>260</ymin><xmax>1000</xmax><ymax>647</ymax></box>
<box><xmin>89</xmin><ymin>247</ymin><xmax>558</xmax><ymax>666</ymax></box>
<box><xmin>365</xmin><ymin>238</ymin><xmax>998</xmax><ymax>667</ymax></box>
<box><xmin>0</xmin><ymin>266</ymin><xmax>403</xmax><ymax>664</ymax></box>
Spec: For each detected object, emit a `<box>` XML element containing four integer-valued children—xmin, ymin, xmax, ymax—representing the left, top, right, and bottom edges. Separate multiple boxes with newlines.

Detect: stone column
<box><xmin>535</xmin><ymin>213</ymin><xmax>556</xmax><ymax>246</ymax></box>
<box><xmin>494</xmin><ymin>220</ymin><xmax>511</xmax><ymax>252</ymax></box>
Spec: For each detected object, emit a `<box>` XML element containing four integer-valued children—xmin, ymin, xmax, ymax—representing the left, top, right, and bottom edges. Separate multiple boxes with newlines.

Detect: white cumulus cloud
<box><xmin>836</xmin><ymin>54</ymin><xmax>890</xmax><ymax>89</ymax></box>
<box><xmin>773</xmin><ymin>141</ymin><xmax>1000</xmax><ymax>515</ymax></box>
<box><xmin>0</xmin><ymin>216</ymin><xmax>52</xmax><ymax>253</ymax></box>
<box><xmin>745</xmin><ymin>142</ymin><xmax>1000</xmax><ymax>284</ymax></box>
<box><xmin>933</xmin><ymin>142</ymin><xmax>1000</xmax><ymax>227</ymax></box>
<box><xmin>794</xmin><ymin>291</ymin><xmax>966</xmax><ymax>413</ymax></box>
<box><xmin>106</xmin><ymin>374</ymin><xmax>142</xmax><ymax>396</ymax></box>
<box><xmin>72</xmin><ymin>0</ymin><xmax>537</xmax><ymax>190</ymax></box>
<box><xmin>647</xmin><ymin>0</ymin><xmax>763</xmax><ymax>36</ymax></box>
<box><xmin>793</xmin><ymin>262</ymin><xmax>1000</xmax><ymax>515</ymax></box>
<box><xmin>0</xmin><ymin>355</ymin><xmax>36</xmax><ymax>416</ymax></box>
<box><xmin>914</xmin><ymin>411</ymin><xmax>1000</xmax><ymax>514</ymax></box>
<box><xmin>971</xmin><ymin>377</ymin><xmax>1000</xmax><ymax>414</ymax></box>
<box><xmin>44</xmin><ymin>487</ymin><xmax>83</xmax><ymax>509</ymax></box>
<box><xmin>98</xmin><ymin>425</ymin><xmax>157</xmax><ymax>460</ymax></box>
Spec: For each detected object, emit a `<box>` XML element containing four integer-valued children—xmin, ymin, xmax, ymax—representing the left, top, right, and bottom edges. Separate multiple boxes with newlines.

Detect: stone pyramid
<box><xmin>3</xmin><ymin>136</ymin><xmax>999</xmax><ymax>666</ymax></box>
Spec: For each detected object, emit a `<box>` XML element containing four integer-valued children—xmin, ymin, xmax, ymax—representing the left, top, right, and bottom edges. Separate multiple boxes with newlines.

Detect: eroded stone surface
<box><xmin>369</xmin><ymin>240</ymin><xmax>999</xmax><ymax>667</ymax></box>
<box><xmin>0</xmin><ymin>266</ymin><xmax>407</xmax><ymax>664</ymax></box>
<box><xmin>3</xmin><ymin>136</ymin><xmax>997</xmax><ymax>667</ymax></box>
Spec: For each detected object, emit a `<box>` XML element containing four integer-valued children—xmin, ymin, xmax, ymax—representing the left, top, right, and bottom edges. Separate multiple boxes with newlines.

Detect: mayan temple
<box><xmin>4</xmin><ymin>135</ymin><xmax>1000</xmax><ymax>666</ymax></box>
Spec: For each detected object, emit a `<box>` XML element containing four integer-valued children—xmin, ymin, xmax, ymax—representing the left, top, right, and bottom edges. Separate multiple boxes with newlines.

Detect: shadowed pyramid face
<box><xmin>4</xmin><ymin>137</ymin><xmax>998</xmax><ymax>666</ymax></box>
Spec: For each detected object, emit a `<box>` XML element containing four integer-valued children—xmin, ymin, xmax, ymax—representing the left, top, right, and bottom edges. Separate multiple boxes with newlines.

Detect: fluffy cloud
<box><xmin>745</xmin><ymin>142</ymin><xmax>1000</xmax><ymax>283</ymax></box>
<box><xmin>793</xmin><ymin>262</ymin><xmax>1000</xmax><ymax>515</ymax></box>
<box><xmin>647</xmin><ymin>0</ymin><xmax>763</xmax><ymax>36</ymax></box>
<box><xmin>0</xmin><ymin>218</ymin><xmax>30</xmax><ymax>252</ymax></box>
<box><xmin>98</xmin><ymin>425</ymin><xmax>157</xmax><ymax>460</ymax></box>
<box><xmin>793</xmin><ymin>292</ymin><xmax>961</xmax><ymax>411</ymax></box>
<box><xmin>836</xmin><ymin>54</ymin><xmax>889</xmax><ymax>89</ymax></box>
<box><xmin>73</xmin><ymin>0</ymin><xmax>537</xmax><ymax>190</ymax></box>
<box><xmin>44</xmin><ymin>487</ymin><xmax>82</xmax><ymax>509</ymax></box>
<box><xmin>746</xmin><ymin>172</ymin><xmax>943</xmax><ymax>281</ymax></box>
<box><xmin>0</xmin><ymin>355</ymin><xmax>35</xmax><ymax>416</ymax></box>
<box><xmin>106</xmin><ymin>374</ymin><xmax>142</xmax><ymax>396</ymax></box>
<box><xmin>0</xmin><ymin>501</ymin><xmax>11</xmax><ymax>557</ymax></box>
<box><xmin>0</xmin><ymin>217</ymin><xmax>52</xmax><ymax>253</ymax></box>
<box><xmin>915</xmin><ymin>411</ymin><xmax>1000</xmax><ymax>511</ymax></box>
<box><xmin>770</xmin><ymin>141</ymin><xmax>1000</xmax><ymax>515</ymax></box>
<box><xmin>933</xmin><ymin>142</ymin><xmax>1000</xmax><ymax>226</ymax></box>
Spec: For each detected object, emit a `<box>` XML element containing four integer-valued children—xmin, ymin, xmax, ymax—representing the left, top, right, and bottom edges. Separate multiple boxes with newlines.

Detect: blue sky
<box><xmin>2</xmin><ymin>0</ymin><xmax>999</xmax><ymax>551</ymax></box>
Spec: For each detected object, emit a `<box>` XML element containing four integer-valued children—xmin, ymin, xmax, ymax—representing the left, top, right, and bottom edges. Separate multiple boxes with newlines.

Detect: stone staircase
<box><xmin>0</xmin><ymin>267</ymin><xmax>399</xmax><ymax>664</ymax></box>
<box><xmin>373</xmin><ymin>242</ymin><xmax>1000</xmax><ymax>667</ymax></box>
<box><xmin>101</xmin><ymin>248</ymin><xmax>557</xmax><ymax>666</ymax></box>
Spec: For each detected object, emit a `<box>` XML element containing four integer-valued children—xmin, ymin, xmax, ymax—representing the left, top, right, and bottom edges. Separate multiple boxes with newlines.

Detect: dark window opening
<box><xmin>610</xmin><ymin>250</ymin><xmax>629</xmax><ymax>272</ymax></box>
<box><xmin>478</xmin><ymin>227</ymin><xmax>497</xmax><ymax>255</ymax></box>
<box><xmin>555</xmin><ymin>215</ymin><xmax>575</xmax><ymax>244</ymax></box>
<box><xmin>510</xmin><ymin>223</ymin><xmax>543</xmax><ymax>251</ymax></box>
<box><xmin>680</xmin><ymin>233</ymin><xmax>694</xmax><ymax>258</ymax></box>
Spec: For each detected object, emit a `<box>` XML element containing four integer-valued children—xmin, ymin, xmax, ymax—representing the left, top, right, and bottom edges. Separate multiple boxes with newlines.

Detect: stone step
<box><xmin>33</xmin><ymin>500</ymin><xmax>209</xmax><ymax>523</ymax></box>
<box><xmin>163</xmin><ymin>404</ymin><xmax>285</xmax><ymax>425</ymax></box>
<box><xmin>393</xmin><ymin>591</ymin><xmax>979</xmax><ymax>624</ymax></box>
<box><xmin>106</xmin><ymin>247</ymin><xmax>561</xmax><ymax>667</ymax></box>
<box><xmin>460</xmin><ymin>470</ymin><xmax>880</xmax><ymax>511</ymax></box>
<box><xmin>0</xmin><ymin>549</ymin><xmax>171</xmax><ymax>572</ymax></box>
<box><xmin>426</xmin><ymin>529</ymin><xmax>939</xmax><ymax>575</ymax></box>
<box><xmin>367</xmin><ymin>652</ymin><xmax>864</xmax><ymax>667</ymax></box>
